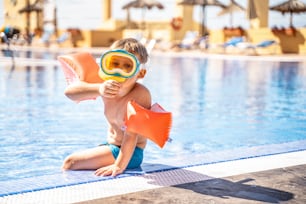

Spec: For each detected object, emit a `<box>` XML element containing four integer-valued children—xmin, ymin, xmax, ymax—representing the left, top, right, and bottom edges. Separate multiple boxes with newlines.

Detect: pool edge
<box><xmin>1</xmin><ymin>149</ymin><xmax>305</xmax><ymax>204</ymax></box>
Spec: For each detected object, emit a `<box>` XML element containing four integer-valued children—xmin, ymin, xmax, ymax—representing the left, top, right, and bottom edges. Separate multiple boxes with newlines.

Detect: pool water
<box><xmin>1</xmin><ymin>51</ymin><xmax>306</xmax><ymax>184</ymax></box>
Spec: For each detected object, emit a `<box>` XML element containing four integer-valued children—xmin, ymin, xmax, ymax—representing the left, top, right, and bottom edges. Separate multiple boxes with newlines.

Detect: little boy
<box><xmin>62</xmin><ymin>38</ymin><xmax>151</xmax><ymax>177</ymax></box>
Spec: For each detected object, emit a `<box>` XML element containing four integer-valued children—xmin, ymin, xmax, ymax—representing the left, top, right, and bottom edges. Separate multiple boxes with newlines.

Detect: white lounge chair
<box><xmin>237</xmin><ymin>40</ymin><xmax>278</xmax><ymax>55</ymax></box>
<box><xmin>178</xmin><ymin>31</ymin><xmax>199</xmax><ymax>49</ymax></box>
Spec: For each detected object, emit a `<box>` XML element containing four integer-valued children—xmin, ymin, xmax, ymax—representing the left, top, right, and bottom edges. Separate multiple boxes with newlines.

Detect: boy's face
<box><xmin>100</xmin><ymin>49</ymin><xmax>142</xmax><ymax>82</ymax></box>
<box><xmin>108</xmin><ymin>55</ymin><xmax>134</xmax><ymax>73</ymax></box>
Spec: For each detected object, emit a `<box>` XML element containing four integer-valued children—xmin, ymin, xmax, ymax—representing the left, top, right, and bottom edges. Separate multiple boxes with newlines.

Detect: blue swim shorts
<box><xmin>106</xmin><ymin>143</ymin><xmax>144</xmax><ymax>169</ymax></box>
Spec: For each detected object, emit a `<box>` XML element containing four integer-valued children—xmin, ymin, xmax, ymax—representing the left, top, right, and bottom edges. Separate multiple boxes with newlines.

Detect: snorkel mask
<box><xmin>99</xmin><ymin>49</ymin><xmax>140</xmax><ymax>82</ymax></box>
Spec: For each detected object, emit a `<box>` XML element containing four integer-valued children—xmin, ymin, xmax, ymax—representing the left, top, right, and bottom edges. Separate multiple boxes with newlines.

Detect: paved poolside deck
<box><xmin>75</xmin><ymin>150</ymin><xmax>306</xmax><ymax>204</ymax></box>
<box><xmin>82</xmin><ymin>164</ymin><xmax>305</xmax><ymax>204</ymax></box>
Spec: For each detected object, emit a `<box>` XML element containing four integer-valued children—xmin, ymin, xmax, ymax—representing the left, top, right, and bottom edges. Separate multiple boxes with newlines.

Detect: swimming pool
<box><xmin>1</xmin><ymin>50</ymin><xmax>306</xmax><ymax>195</ymax></box>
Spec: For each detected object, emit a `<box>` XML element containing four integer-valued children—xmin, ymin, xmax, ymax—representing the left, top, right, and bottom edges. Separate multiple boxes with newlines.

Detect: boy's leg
<box><xmin>62</xmin><ymin>145</ymin><xmax>115</xmax><ymax>170</ymax></box>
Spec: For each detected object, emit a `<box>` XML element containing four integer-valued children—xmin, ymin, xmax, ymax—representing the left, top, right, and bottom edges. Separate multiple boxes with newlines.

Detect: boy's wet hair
<box><xmin>110</xmin><ymin>38</ymin><xmax>148</xmax><ymax>64</ymax></box>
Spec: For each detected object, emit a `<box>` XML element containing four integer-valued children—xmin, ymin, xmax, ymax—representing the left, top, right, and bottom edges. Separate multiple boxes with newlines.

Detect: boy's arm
<box><xmin>64</xmin><ymin>81</ymin><xmax>101</xmax><ymax>102</ymax></box>
<box><xmin>114</xmin><ymin>131</ymin><xmax>138</xmax><ymax>172</ymax></box>
<box><xmin>65</xmin><ymin>80</ymin><xmax>122</xmax><ymax>102</ymax></box>
<box><xmin>95</xmin><ymin>131</ymin><xmax>138</xmax><ymax>177</ymax></box>
<box><xmin>110</xmin><ymin>89</ymin><xmax>152</xmax><ymax>175</ymax></box>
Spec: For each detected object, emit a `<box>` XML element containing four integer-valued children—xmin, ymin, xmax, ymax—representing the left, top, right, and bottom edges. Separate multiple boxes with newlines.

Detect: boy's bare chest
<box><xmin>104</xmin><ymin>100</ymin><xmax>127</xmax><ymax>126</ymax></box>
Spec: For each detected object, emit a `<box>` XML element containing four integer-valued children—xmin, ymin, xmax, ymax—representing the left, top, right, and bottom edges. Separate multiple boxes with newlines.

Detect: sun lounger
<box><xmin>178</xmin><ymin>31</ymin><xmax>199</xmax><ymax>49</ymax></box>
<box><xmin>236</xmin><ymin>40</ymin><xmax>278</xmax><ymax>55</ymax></box>
<box><xmin>223</xmin><ymin>36</ymin><xmax>244</xmax><ymax>47</ymax></box>
<box><xmin>207</xmin><ymin>36</ymin><xmax>245</xmax><ymax>53</ymax></box>
<box><xmin>56</xmin><ymin>32</ymin><xmax>70</xmax><ymax>44</ymax></box>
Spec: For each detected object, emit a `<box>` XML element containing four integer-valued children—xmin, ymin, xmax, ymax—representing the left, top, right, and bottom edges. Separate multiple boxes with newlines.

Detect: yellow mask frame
<box><xmin>99</xmin><ymin>49</ymin><xmax>140</xmax><ymax>82</ymax></box>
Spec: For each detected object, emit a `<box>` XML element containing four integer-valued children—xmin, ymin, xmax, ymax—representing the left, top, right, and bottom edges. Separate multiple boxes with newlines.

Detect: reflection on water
<box><xmin>0</xmin><ymin>55</ymin><xmax>306</xmax><ymax>181</ymax></box>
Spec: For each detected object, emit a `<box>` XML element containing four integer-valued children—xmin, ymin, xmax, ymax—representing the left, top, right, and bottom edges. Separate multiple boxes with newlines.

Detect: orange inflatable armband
<box><xmin>125</xmin><ymin>101</ymin><xmax>172</xmax><ymax>148</ymax></box>
<box><xmin>57</xmin><ymin>52</ymin><xmax>103</xmax><ymax>84</ymax></box>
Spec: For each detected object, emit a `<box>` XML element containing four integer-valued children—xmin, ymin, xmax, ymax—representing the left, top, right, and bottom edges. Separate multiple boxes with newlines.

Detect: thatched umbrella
<box><xmin>270</xmin><ymin>0</ymin><xmax>306</xmax><ymax>27</ymax></box>
<box><xmin>122</xmin><ymin>0</ymin><xmax>164</xmax><ymax>29</ymax></box>
<box><xmin>18</xmin><ymin>3</ymin><xmax>43</xmax><ymax>13</ymax></box>
<box><xmin>18</xmin><ymin>0</ymin><xmax>43</xmax><ymax>44</ymax></box>
<box><xmin>217</xmin><ymin>0</ymin><xmax>245</xmax><ymax>27</ymax></box>
<box><xmin>177</xmin><ymin>0</ymin><xmax>226</xmax><ymax>36</ymax></box>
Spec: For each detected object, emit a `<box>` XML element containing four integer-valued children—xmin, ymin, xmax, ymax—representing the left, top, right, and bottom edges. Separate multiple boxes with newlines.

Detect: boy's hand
<box><xmin>95</xmin><ymin>164</ymin><xmax>124</xmax><ymax>177</ymax></box>
<box><xmin>99</xmin><ymin>80</ymin><xmax>121</xmax><ymax>98</ymax></box>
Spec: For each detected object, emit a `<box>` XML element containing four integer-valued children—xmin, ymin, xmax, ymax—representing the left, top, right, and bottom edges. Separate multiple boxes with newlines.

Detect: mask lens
<box><xmin>106</xmin><ymin>55</ymin><xmax>134</xmax><ymax>74</ymax></box>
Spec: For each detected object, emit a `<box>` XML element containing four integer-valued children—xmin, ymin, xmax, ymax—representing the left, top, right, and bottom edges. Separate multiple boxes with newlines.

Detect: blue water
<box><xmin>1</xmin><ymin>51</ymin><xmax>306</xmax><ymax>188</ymax></box>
